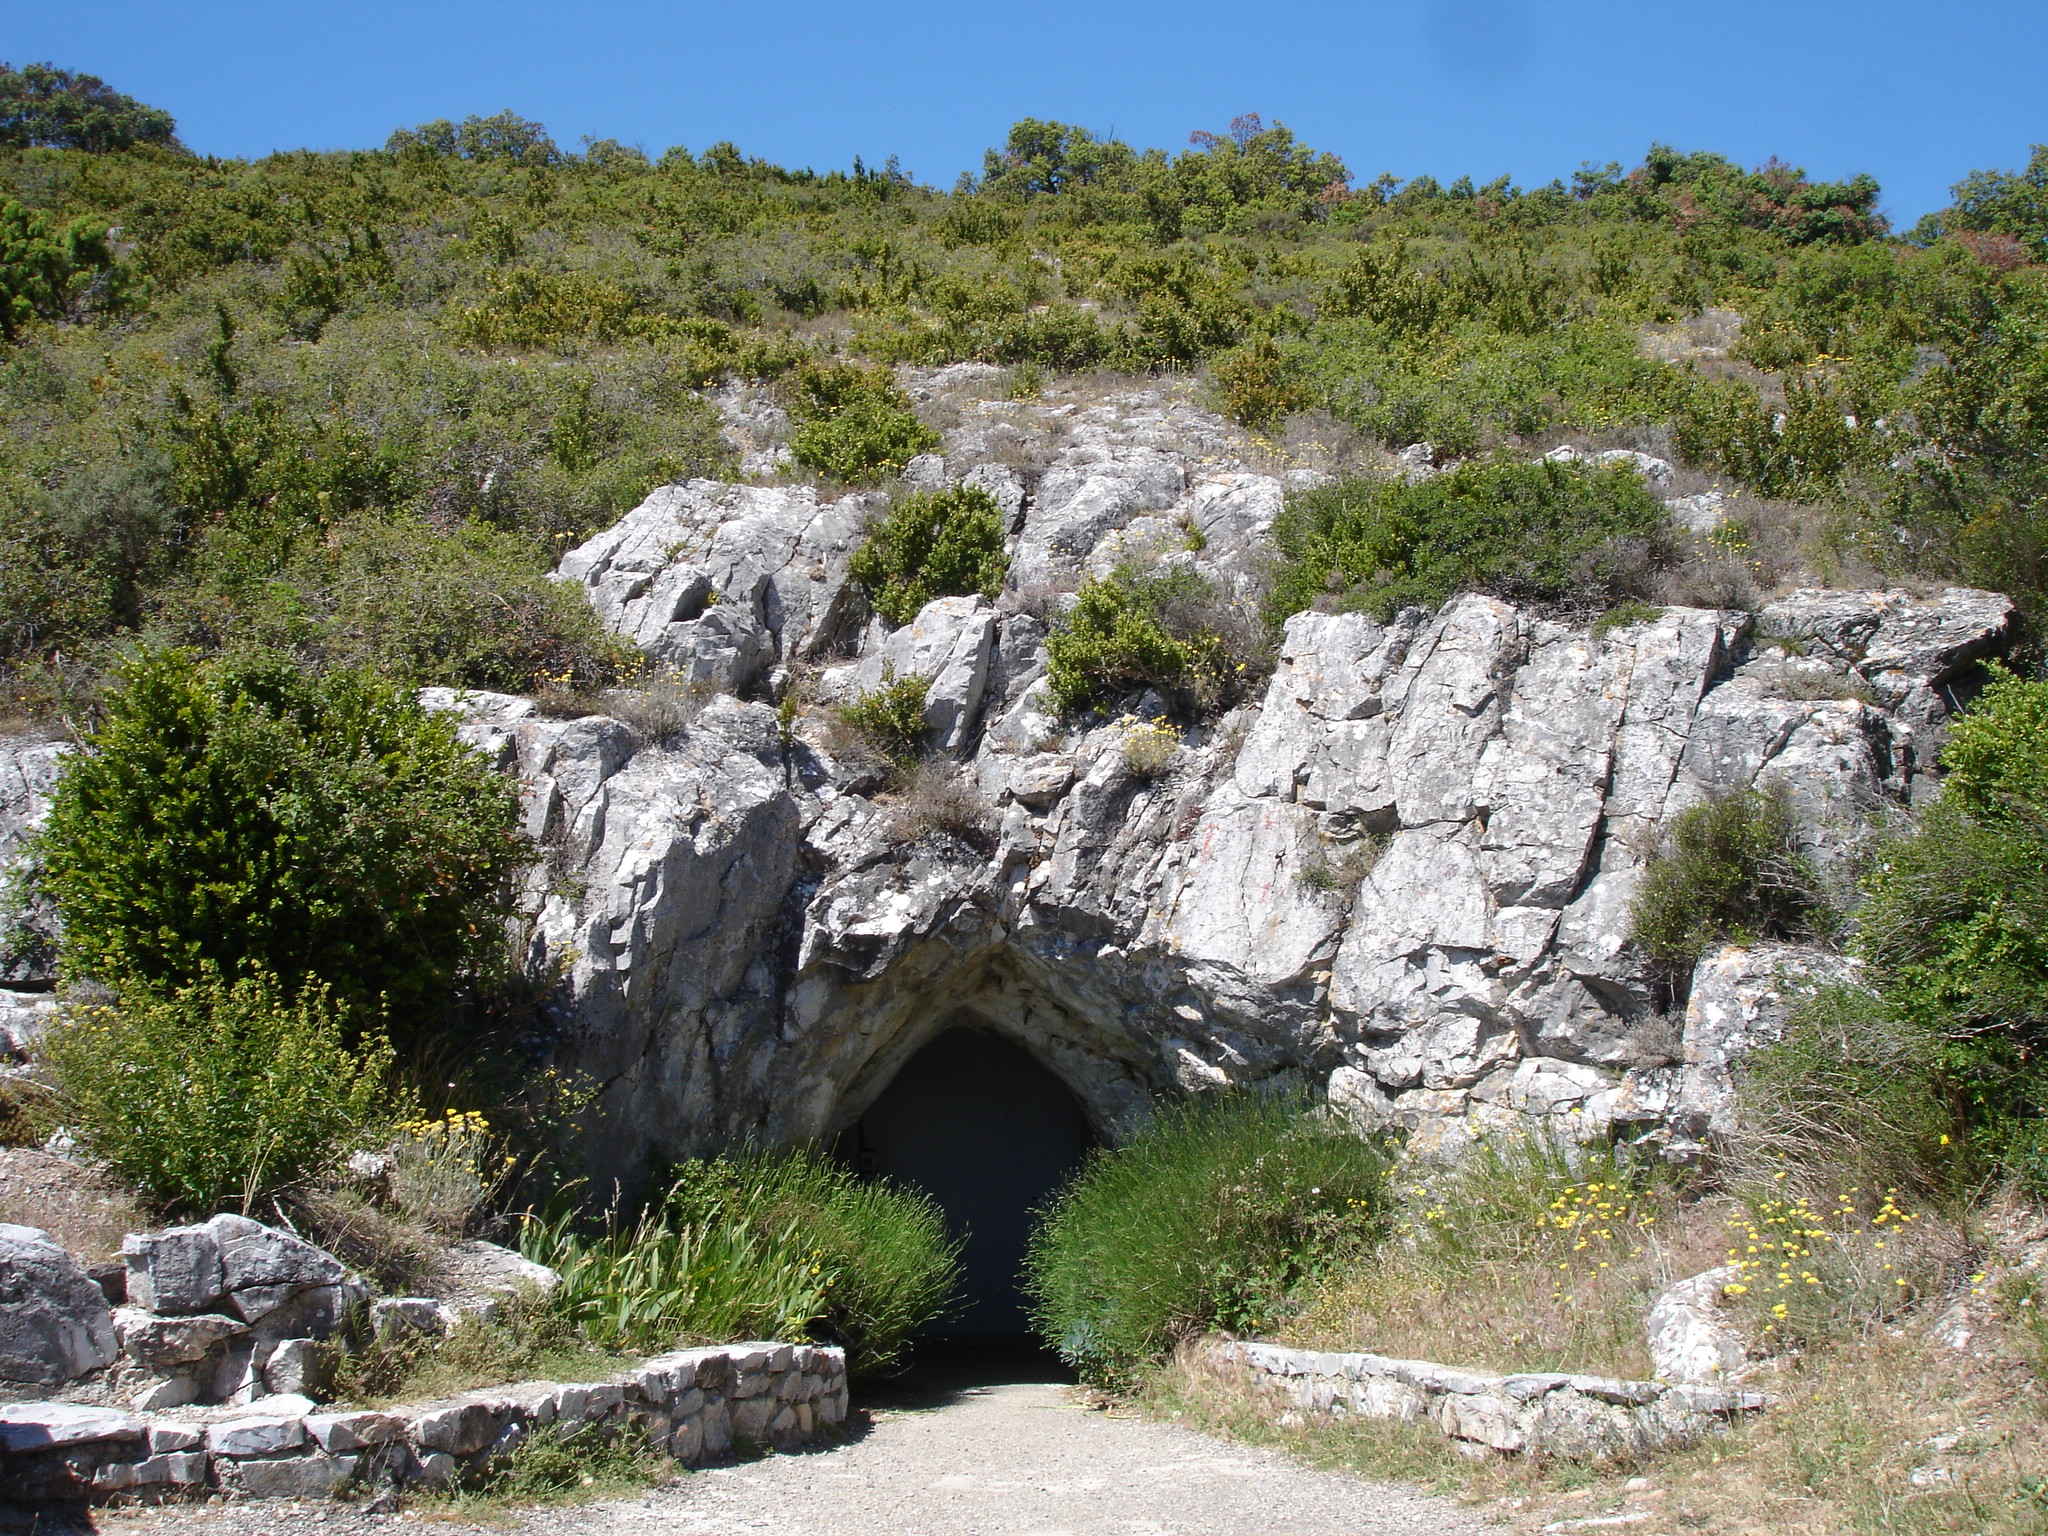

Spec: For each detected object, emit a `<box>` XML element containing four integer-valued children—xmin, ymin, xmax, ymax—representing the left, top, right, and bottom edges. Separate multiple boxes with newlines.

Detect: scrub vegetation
<box><xmin>6</xmin><ymin>73</ymin><xmax>2048</xmax><ymax>1521</ymax></box>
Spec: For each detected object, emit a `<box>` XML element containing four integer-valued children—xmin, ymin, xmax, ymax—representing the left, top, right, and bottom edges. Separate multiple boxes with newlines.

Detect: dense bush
<box><xmin>1211</xmin><ymin>334</ymin><xmax>1310</xmax><ymax>429</ymax></box>
<box><xmin>1266</xmin><ymin>459</ymin><xmax>1670</xmax><ymax>624</ymax></box>
<box><xmin>847</xmin><ymin>486</ymin><xmax>1007</xmax><ymax>625</ymax></box>
<box><xmin>40</xmin><ymin>970</ymin><xmax>402</xmax><ymax>1211</ymax></box>
<box><xmin>1848</xmin><ymin>668</ymin><xmax>2048</xmax><ymax>1193</ymax></box>
<box><xmin>0</xmin><ymin>196</ymin><xmax>112</xmax><ymax>340</ymax></box>
<box><xmin>34</xmin><ymin>649</ymin><xmax>526</xmax><ymax>1021</ymax></box>
<box><xmin>784</xmin><ymin>363</ymin><xmax>938</xmax><ymax>484</ymax></box>
<box><xmin>1628</xmin><ymin>784</ymin><xmax>1827</xmax><ymax>984</ymax></box>
<box><xmin>1045</xmin><ymin>564</ymin><xmax>1264</xmax><ymax>718</ymax></box>
<box><xmin>183</xmin><ymin>512</ymin><xmax>637</xmax><ymax>692</ymax></box>
<box><xmin>529</xmin><ymin>1147</ymin><xmax>959</xmax><ymax>1380</ymax></box>
<box><xmin>1024</xmin><ymin>1089</ymin><xmax>1395</xmax><ymax>1387</ymax></box>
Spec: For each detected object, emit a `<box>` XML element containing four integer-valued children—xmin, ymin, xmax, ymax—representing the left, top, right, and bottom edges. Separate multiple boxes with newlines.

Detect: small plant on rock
<box><xmin>1119</xmin><ymin>717</ymin><xmax>1182</xmax><ymax>778</ymax></box>
<box><xmin>836</xmin><ymin>670</ymin><xmax>931</xmax><ymax>762</ymax></box>
<box><xmin>1628</xmin><ymin>783</ymin><xmax>1828</xmax><ymax>984</ymax></box>
<box><xmin>1046</xmin><ymin>564</ymin><xmax>1266</xmax><ymax>719</ymax></box>
<box><xmin>848</xmin><ymin>485</ymin><xmax>1008</xmax><ymax>626</ymax></box>
<box><xmin>785</xmin><ymin>362</ymin><xmax>938</xmax><ymax>484</ymax></box>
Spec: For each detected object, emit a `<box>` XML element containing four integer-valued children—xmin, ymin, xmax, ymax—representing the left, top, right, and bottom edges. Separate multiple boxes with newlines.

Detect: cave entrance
<box><xmin>842</xmin><ymin>1026</ymin><xmax>1093</xmax><ymax>1339</ymax></box>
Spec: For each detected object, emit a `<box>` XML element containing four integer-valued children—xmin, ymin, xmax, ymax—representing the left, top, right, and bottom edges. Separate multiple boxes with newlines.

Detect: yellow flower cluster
<box><xmin>1724</xmin><ymin>1180</ymin><xmax>1918</xmax><ymax>1328</ymax></box>
<box><xmin>400</xmin><ymin>1108</ymin><xmax>492</xmax><ymax>1142</ymax></box>
<box><xmin>1538</xmin><ymin>1180</ymin><xmax>1657</xmax><ymax>1299</ymax></box>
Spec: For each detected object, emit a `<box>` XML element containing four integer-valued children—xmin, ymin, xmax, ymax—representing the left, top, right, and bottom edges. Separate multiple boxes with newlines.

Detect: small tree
<box><xmin>34</xmin><ymin>649</ymin><xmax>526</xmax><ymax>1024</ymax></box>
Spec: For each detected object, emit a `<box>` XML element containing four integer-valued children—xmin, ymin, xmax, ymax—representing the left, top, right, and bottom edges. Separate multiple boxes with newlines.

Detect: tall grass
<box><xmin>524</xmin><ymin>1146</ymin><xmax>960</xmax><ymax>1381</ymax></box>
<box><xmin>1286</xmin><ymin>1128</ymin><xmax>1708</xmax><ymax>1378</ymax></box>
<box><xmin>1024</xmin><ymin>1089</ymin><xmax>1396</xmax><ymax>1387</ymax></box>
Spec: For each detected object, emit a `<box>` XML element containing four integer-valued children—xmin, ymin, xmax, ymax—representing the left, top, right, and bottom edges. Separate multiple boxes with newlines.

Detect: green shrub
<box><xmin>836</xmin><ymin>671</ymin><xmax>931</xmax><ymax>761</ymax></box>
<box><xmin>1045</xmin><ymin>564</ymin><xmax>1262</xmax><ymax>718</ymax></box>
<box><xmin>1266</xmin><ymin>459</ymin><xmax>1670</xmax><ymax>624</ymax></box>
<box><xmin>1023</xmin><ymin>1088</ymin><xmax>1395</xmax><ymax>1387</ymax></box>
<box><xmin>0</xmin><ymin>196</ymin><xmax>114</xmax><ymax>341</ymax></box>
<box><xmin>186</xmin><ymin>511</ymin><xmax>636</xmax><ymax>692</ymax></box>
<box><xmin>529</xmin><ymin>1147</ymin><xmax>958</xmax><ymax>1380</ymax></box>
<box><xmin>1735</xmin><ymin>985</ymin><xmax>1962</xmax><ymax>1196</ymax></box>
<box><xmin>1211</xmin><ymin>335</ymin><xmax>1310</xmax><ymax>429</ymax></box>
<box><xmin>1628</xmin><ymin>784</ymin><xmax>1828</xmax><ymax>983</ymax></box>
<box><xmin>784</xmin><ymin>363</ymin><xmax>938</xmax><ymax>484</ymax></box>
<box><xmin>1850</xmin><ymin>667</ymin><xmax>2048</xmax><ymax>1195</ymax></box>
<box><xmin>39</xmin><ymin>970</ymin><xmax>403</xmax><ymax>1212</ymax></box>
<box><xmin>847</xmin><ymin>486</ymin><xmax>1007</xmax><ymax>626</ymax></box>
<box><xmin>526</xmin><ymin>1196</ymin><xmax>829</xmax><ymax>1358</ymax></box>
<box><xmin>669</xmin><ymin>1149</ymin><xmax>961</xmax><ymax>1380</ymax></box>
<box><xmin>33</xmin><ymin>649</ymin><xmax>526</xmax><ymax>1020</ymax></box>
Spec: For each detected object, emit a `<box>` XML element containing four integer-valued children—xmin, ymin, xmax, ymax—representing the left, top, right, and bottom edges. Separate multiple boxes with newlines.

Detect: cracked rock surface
<box><xmin>0</xmin><ymin>373</ymin><xmax>2017</xmax><ymax>1188</ymax></box>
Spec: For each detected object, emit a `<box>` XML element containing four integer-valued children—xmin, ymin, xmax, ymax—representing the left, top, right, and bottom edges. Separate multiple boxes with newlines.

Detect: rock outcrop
<box><xmin>0</xmin><ymin>376</ymin><xmax>2018</xmax><ymax>1188</ymax></box>
<box><xmin>427</xmin><ymin>378</ymin><xmax>2013</xmax><ymax>1188</ymax></box>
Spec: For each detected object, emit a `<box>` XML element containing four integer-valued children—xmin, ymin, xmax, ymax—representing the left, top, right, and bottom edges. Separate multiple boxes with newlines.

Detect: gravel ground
<box><xmin>36</xmin><ymin>1351</ymin><xmax>1486</xmax><ymax>1536</ymax></box>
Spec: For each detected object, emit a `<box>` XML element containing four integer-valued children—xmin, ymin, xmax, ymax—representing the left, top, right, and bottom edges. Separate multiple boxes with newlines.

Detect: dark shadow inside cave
<box><xmin>839</xmin><ymin>1025</ymin><xmax>1094</xmax><ymax>1339</ymax></box>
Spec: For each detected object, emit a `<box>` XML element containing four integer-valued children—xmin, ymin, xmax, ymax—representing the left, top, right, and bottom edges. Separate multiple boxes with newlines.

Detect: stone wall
<box><xmin>1208</xmin><ymin>1340</ymin><xmax>1768</xmax><ymax>1462</ymax></box>
<box><xmin>0</xmin><ymin>1341</ymin><xmax>846</xmax><ymax>1505</ymax></box>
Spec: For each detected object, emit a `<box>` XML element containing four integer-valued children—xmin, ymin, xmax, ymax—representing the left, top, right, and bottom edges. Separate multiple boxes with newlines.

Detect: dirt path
<box><xmin>81</xmin><ymin>1352</ymin><xmax>1484</xmax><ymax>1536</ymax></box>
<box><xmin>517</xmin><ymin>1357</ymin><xmax>1485</xmax><ymax>1536</ymax></box>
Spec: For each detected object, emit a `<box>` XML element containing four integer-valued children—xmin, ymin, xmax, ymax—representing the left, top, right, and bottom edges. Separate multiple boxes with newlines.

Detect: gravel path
<box><xmin>518</xmin><ymin>1375</ymin><xmax>1487</xmax><ymax>1536</ymax></box>
<box><xmin>67</xmin><ymin>1352</ymin><xmax>1485</xmax><ymax>1536</ymax></box>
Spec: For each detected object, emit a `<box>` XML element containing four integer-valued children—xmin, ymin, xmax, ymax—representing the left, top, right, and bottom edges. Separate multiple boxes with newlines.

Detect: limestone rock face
<box><xmin>0</xmin><ymin>739</ymin><xmax>65</xmax><ymax>984</ymax></box>
<box><xmin>553</xmin><ymin>480</ymin><xmax>870</xmax><ymax>687</ymax></box>
<box><xmin>0</xmin><ymin>380</ymin><xmax>2019</xmax><ymax>1188</ymax></box>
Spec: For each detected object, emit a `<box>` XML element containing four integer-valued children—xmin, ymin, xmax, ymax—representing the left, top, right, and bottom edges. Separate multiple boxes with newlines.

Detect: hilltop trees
<box><xmin>0</xmin><ymin>63</ymin><xmax>180</xmax><ymax>153</ymax></box>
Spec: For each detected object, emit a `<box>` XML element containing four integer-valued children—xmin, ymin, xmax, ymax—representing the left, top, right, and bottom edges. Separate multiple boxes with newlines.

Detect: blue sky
<box><xmin>20</xmin><ymin>0</ymin><xmax>2048</xmax><ymax>223</ymax></box>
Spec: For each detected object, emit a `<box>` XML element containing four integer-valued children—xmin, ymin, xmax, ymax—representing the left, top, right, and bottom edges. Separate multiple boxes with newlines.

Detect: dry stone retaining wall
<box><xmin>0</xmin><ymin>1341</ymin><xmax>846</xmax><ymax>1505</ymax></box>
<box><xmin>1210</xmin><ymin>1340</ymin><xmax>1768</xmax><ymax>1462</ymax></box>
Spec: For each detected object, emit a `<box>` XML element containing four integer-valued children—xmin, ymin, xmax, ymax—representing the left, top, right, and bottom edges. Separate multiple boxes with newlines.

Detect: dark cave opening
<box><xmin>840</xmin><ymin>1025</ymin><xmax>1094</xmax><ymax>1339</ymax></box>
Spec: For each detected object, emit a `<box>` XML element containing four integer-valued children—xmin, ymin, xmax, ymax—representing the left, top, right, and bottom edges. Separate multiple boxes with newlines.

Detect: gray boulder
<box><xmin>123</xmin><ymin>1225</ymin><xmax>224</xmax><ymax>1314</ymax></box>
<box><xmin>0</xmin><ymin>1223</ymin><xmax>117</xmax><ymax>1386</ymax></box>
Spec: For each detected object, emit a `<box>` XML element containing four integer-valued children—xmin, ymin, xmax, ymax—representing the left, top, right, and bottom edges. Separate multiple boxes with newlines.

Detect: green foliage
<box><xmin>1589</xmin><ymin>600</ymin><xmax>1664</xmax><ymax>637</ymax></box>
<box><xmin>665</xmin><ymin>1149</ymin><xmax>961</xmax><ymax>1380</ymax></box>
<box><xmin>1045</xmin><ymin>564</ymin><xmax>1262</xmax><ymax>719</ymax></box>
<box><xmin>39</xmin><ymin>970</ymin><xmax>402</xmax><ymax>1212</ymax></box>
<box><xmin>526</xmin><ymin>1194</ymin><xmax>829</xmax><ymax>1358</ymax></box>
<box><xmin>0</xmin><ymin>63</ymin><xmax>180</xmax><ymax>153</ymax></box>
<box><xmin>1023</xmin><ymin>1088</ymin><xmax>1396</xmax><ymax>1387</ymax></box>
<box><xmin>1628</xmin><ymin>784</ymin><xmax>1827</xmax><ymax>982</ymax></box>
<box><xmin>1850</xmin><ymin>669</ymin><xmax>2048</xmax><ymax>1194</ymax></box>
<box><xmin>1211</xmin><ymin>334</ymin><xmax>1309</xmax><ymax>429</ymax></box>
<box><xmin>1737</xmin><ymin>984</ymin><xmax>1961</xmax><ymax>1196</ymax></box>
<box><xmin>529</xmin><ymin>1147</ymin><xmax>959</xmax><ymax>1380</ymax></box>
<box><xmin>33</xmin><ymin>649</ymin><xmax>526</xmax><ymax>1020</ymax></box>
<box><xmin>184</xmin><ymin>511</ymin><xmax>637</xmax><ymax>692</ymax></box>
<box><xmin>0</xmin><ymin>196</ymin><xmax>112</xmax><ymax>340</ymax></box>
<box><xmin>847</xmin><ymin>486</ymin><xmax>1007</xmax><ymax>625</ymax></box>
<box><xmin>1266</xmin><ymin>459</ymin><xmax>1670</xmax><ymax>624</ymax></box>
<box><xmin>836</xmin><ymin>671</ymin><xmax>931</xmax><ymax>760</ymax></box>
<box><xmin>785</xmin><ymin>363</ymin><xmax>938</xmax><ymax>483</ymax></box>
<box><xmin>1924</xmin><ymin>144</ymin><xmax>2048</xmax><ymax>261</ymax></box>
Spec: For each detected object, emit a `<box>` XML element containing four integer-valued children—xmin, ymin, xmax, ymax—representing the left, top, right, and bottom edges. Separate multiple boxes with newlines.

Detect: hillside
<box><xmin>3</xmin><ymin>105</ymin><xmax>2046</xmax><ymax>722</ymax></box>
